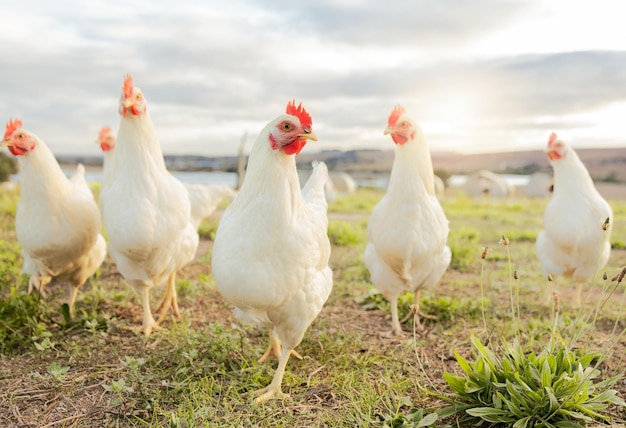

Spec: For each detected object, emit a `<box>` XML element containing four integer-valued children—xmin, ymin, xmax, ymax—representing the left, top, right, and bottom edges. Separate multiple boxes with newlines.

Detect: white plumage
<box><xmin>212</xmin><ymin>101</ymin><xmax>332</xmax><ymax>404</ymax></box>
<box><xmin>364</xmin><ymin>106</ymin><xmax>451</xmax><ymax>335</ymax></box>
<box><xmin>99</xmin><ymin>75</ymin><xmax>198</xmax><ymax>335</ymax></box>
<box><xmin>2</xmin><ymin>119</ymin><xmax>106</xmax><ymax>317</ymax></box>
<box><xmin>97</xmin><ymin>126</ymin><xmax>236</xmax><ymax>231</ymax></box>
<box><xmin>185</xmin><ymin>183</ymin><xmax>237</xmax><ymax>230</ymax></box>
<box><xmin>536</xmin><ymin>133</ymin><xmax>613</xmax><ymax>306</ymax></box>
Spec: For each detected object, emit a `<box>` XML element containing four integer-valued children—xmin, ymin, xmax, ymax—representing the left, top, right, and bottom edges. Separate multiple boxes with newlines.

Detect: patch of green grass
<box><xmin>1</xmin><ymin>186</ymin><xmax>625</xmax><ymax>426</ymax></box>
<box><xmin>0</xmin><ymin>286</ymin><xmax>46</xmax><ymax>354</ymax></box>
<box><xmin>448</xmin><ymin>228</ymin><xmax>481</xmax><ymax>272</ymax></box>
<box><xmin>197</xmin><ymin>216</ymin><xmax>220</xmax><ymax>240</ymax></box>
<box><xmin>328</xmin><ymin>187</ymin><xmax>383</xmax><ymax>213</ymax></box>
<box><xmin>328</xmin><ymin>219</ymin><xmax>368</xmax><ymax>246</ymax></box>
<box><xmin>612</xmin><ymin>239</ymin><xmax>626</xmax><ymax>250</ymax></box>
<box><xmin>357</xmin><ymin>288</ymin><xmax>485</xmax><ymax>329</ymax></box>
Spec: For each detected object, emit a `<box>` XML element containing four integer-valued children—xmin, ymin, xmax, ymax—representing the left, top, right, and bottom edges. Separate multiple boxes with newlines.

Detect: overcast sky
<box><xmin>2</xmin><ymin>0</ymin><xmax>626</xmax><ymax>157</ymax></box>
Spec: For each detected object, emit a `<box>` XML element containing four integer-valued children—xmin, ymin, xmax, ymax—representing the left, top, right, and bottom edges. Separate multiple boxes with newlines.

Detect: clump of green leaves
<box><xmin>442</xmin><ymin>334</ymin><xmax>625</xmax><ymax>427</ymax></box>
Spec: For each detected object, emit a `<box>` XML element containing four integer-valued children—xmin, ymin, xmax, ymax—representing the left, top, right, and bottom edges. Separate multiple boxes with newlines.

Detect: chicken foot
<box><xmin>253</xmin><ymin>346</ymin><xmax>292</xmax><ymax>404</ymax></box>
<box><xmin>258</xmin><ymin>329</ymin><xmax>302</xmax><ymax>363</ymax></box>
<box><xmin>390</xmin><ymin>290</ymin><xmax>433</xmax><ymax>335</ymax></box>
<box><xmin>28</xmin><ymin>275</ymin><xmax>51</xmax><ymax>297</ymax></box>
<box><xmin>155</xmin><ymin>272</ymin><xmax>180</xmax><ymax>325</ymax></box>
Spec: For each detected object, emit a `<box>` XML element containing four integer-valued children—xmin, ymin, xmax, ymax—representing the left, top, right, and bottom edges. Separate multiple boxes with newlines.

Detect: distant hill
<box><xmin>57</xmin><ymin>147</ymin><xmax>626</xmax><ymax>183</ymax></box>
<box><xmin>296</xmin><ymin>147</ymin><xmax>626</xmax><ymax>183</ymax></box>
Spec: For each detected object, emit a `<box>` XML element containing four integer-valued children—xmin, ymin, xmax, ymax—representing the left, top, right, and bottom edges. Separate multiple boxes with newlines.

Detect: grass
<box><xmin>0</xmin><ymin>186</ymin><xmax>625</xmax><ymax>427</ymax></box>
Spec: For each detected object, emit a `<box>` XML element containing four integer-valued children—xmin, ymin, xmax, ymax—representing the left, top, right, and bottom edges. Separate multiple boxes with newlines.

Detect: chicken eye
<box><xmin>282</xmin><ymin>122</ymin><xmax>292</xmax><ymax>131</ymax></box>
<box><xmin>136</xmin><ymin>94</ymin><xmax>142</xmax><ymax>100</ymax></box>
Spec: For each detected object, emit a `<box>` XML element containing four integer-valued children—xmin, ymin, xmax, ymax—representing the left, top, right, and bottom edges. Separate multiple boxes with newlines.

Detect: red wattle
<box><xmin>9</xmin><ymin>145</ymin><xmax>27</xmax><ymax>156</ymax></box>
<box><xmin>283</xmin><ymin>139</ymin><xmax>306</xmax><ymax>155</ymax></box>
<box><xmin>391</xmin><ymin>134</ymin><xmax>408</xmax><ymax>145</ymax></box>
<box><xmin>547</xmin><ymin>150</ymin><xmax>561</xmax><ymax>161</ymax></box>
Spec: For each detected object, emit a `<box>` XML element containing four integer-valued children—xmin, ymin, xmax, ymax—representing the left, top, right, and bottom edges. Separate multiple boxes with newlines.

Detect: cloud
<box><xmin>0</xmin><ymin>1</ymin><xmax>625</xmax><ymax>157</ymax></box>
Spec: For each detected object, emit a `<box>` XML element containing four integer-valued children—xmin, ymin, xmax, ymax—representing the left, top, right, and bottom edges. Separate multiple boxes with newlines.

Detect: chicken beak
<box><xmin>384</xmin><ymin>127</ymin><xmax>394</xmax><ymax>135</ymax></box>
<box><xmin>0</xmin><ymin>139</ymin><xmax>11</xmax><ymax>147</ymax></box>
<box><xmin>122</xmin><ymin>99</ymin><xmax>134</xmax><ymax>109</ymax></box>
<box><xmin>299</xmin><ymin>129</ymin><xmax>318</xmax><ymax>141</ymax></box>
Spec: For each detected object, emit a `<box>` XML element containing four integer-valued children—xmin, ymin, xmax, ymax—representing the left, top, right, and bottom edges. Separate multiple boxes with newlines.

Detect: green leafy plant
<box><xmin>46</xmin><ymin>361</ymin><xmax>70</xmax><ymax>383</ymax></box>
<box><xmin>441</xmin><ymin>334</ymin><xmax>625</xmax><ymax>427</ymax></box>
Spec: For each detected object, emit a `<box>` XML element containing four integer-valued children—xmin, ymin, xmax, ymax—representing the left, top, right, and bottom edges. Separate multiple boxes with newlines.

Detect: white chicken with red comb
<box><xmin>364</xmin><ymin>106</ymin><xmax>451</xmax><ymax>336</ymax></box>
<box><xmin>99</xmin><ymin>75</ymin><xmax>199</xmax><ymax>336</ymax></box>
<box><xmin>211</xmin><ymin>101</ymin><xmax>332</xmax><ymax>404</ymax></box>
<box><xmin>1</xmin><ymin>119</ymin><xmax>106</xmax><ymax>317</ymax></box>
<box><xmin>536</xmin><ymin>133</ymin><xmax>613</xmax><ymax>306</ymax></box>
<box><xmin>96</xmin><ymin>126</ymin><xmax>236</xmax><ymax>230</ymax></box>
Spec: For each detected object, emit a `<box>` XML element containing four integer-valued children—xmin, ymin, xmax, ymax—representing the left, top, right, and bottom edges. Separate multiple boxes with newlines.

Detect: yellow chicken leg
<box><xmin>258</xmin><ymin>329</ymin><xmax>302</xmax><ymax>363</ymax></box>
<box><xmin>390</xmin><ymin>295</ymin><xmax>403</xmax><ymax>336</ymax></box>
<box><xmin>140</xmin><ymin>287</ymin><xmax>161</xmax><ymax>336</ymax></box>
<box><xmin>68</xmin><ymin>286</ymin><xmax>80</xmax><ymax>319</ymax></box>
<box><xmin>399</xmin><ymin>289</ymin><xmax>427</xmax><ymax>331</ymax></box>
<box><xmin>254</xmin><ymin>346</ymin><xmax>292</xmax><ymax>404</ymax></box>
<box><xmin>156</xmin><ymin>272</ymin><xmax>180</xmax><ymax>325</ymax></box>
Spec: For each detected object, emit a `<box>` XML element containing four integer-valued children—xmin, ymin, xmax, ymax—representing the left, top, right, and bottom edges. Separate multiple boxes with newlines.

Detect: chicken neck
<box><xmin>552</xmin><ymin>151</ymin><xmax>596</xmax><ymax>196</ymax></box>
<box><xmin>235</xmin><ymin>132</ymin><xmax>302</xmax><ymax>216</ymax></box>
<box><xmin>113</xmin><ymin>113</ymin><xmax>168</xmax><ymax>174</ymax></box>
<box><xmin>388</xmin><ymin>133</ymin><xmax>435</xmax><ymax>197</ymax></box>
<box><xmin>17</xmin><ymin>137</ymin><xmax>72</xmax><ymax>200</ymax></box>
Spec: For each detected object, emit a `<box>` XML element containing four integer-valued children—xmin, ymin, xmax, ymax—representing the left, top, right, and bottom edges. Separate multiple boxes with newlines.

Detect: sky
<box><xmin>1</xmin><ymin>0</ymin><xmax>626</xmax><ymax>157</ymax></box>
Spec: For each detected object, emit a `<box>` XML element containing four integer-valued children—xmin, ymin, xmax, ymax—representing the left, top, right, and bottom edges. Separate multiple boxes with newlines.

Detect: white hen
<box><xmin>2</xmin><ymin>119</ymin><xmax>106</xmax><ymax>317</ymax></box>
<box><xmin>536</xmin><ymin>133</ymin><xmax>613</xmax><ymax>306</ymax></box>
<box><xmin>364</xmin><ymin>106</ymin><xmax>451</xmax><ymax>335</ymax></box>
<box><xmin>99</xmin><ymin>75</ymin><xmax>199</xmax><ymax>335</ymax></box>
<box><xmin>212</xmin><ymin>101</ymin><xmax>332</xmax><ymax>404</ymax></box>
<box><xmin>97</xmin><ymin>126</ymin><xmax>236</xmax><ymax>230</ymax></box>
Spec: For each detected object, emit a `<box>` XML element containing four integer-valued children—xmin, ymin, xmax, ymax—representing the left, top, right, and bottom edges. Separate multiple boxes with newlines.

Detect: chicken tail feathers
<box><xmin>69</xmin><ymin>163</ymin><xmax>92</xmax><ymax>194</ymax></box>
<box><xmin>302</xmin><ymin>161</ymin><xmax>329</xmax><ymax>211</ymax></box>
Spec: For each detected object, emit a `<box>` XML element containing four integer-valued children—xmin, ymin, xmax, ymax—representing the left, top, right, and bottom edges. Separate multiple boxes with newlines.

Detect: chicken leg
<box><xmin>258</xmin><ymin>329</ymin><xmax>302</xmax><ymax>363</ymax></box>
<box><xmin>390</xmin><ymin>295</ymin><xmax>403</xmax><ymax>336</ymax></box>
<box><xmin>253</xmin><ymin>345</ymin><xmax>292</xmax><ymax>404</ymax></box>
<box><xmin>155</xmin><ymin>272</ymin><xmax>180</xmax><ymax>325</ymax></box>
<box><xmin>28</xmin><ymin>275</ymin><xmax>51</xmax><ymax>297</ymax></box>
<box><xmin>68</xmin><ymin>285</ymin><xmax>80</xmax><ymax>319</ymax></box>
<box><xmin>139</xmin><ymin>286</ymin><xmax>161</xmax><ymax>336</ymax></box>
<box><xmin>399</xmin><ymin>289</ymin><xmax>430</xmax><ymax>330</ymax></box>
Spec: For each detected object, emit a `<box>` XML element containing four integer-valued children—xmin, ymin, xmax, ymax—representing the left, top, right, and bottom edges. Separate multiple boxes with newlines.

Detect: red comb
<box><xmin>548</xmin><ymin>132</ymin><xmax>558</xmax><ymax>146</ymax></box>
<box><xmin>4</xmin><ymin>118</ymin><xmax>22</xmax><ymax>140</ymax></box>
<box><xmin>388</xmin><ymin>105</ymin><xmax>405</xmax><ymax>127</ymax></box>
<box><xmin>285</xmin><ymin>100</ymin><xmax>312</xmax><ymax>129</ymax></box>
<box><xmin>123</xmin><ymin>74</ymin><xmax>133</xmax><ymax>99</ymax></box>
<box><xmin>98</xmin><ymin>126</ymin><xmax>112</xmax><ymax>141</ymax></box>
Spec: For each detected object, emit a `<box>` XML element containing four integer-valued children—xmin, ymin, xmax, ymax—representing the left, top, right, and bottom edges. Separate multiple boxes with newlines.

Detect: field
<box><xmin>1</xmin><ymin>185</ymin><xmax>626</xmax><ymax>427</ymax></box>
